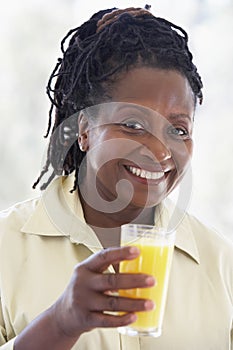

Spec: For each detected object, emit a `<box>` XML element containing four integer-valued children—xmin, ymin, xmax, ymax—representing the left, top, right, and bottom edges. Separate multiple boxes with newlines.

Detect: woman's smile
<box><xmin>125</xmin><ymin>165</ymin><xmax>165</xmax><ymax>181</ymax></box>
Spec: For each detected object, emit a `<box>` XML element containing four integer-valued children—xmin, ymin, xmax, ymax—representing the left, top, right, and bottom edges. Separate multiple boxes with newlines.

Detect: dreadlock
<box><xmin>33</xmin><ymin>6</ymin><xmax>203</xmax><ymax>192</ymax></box>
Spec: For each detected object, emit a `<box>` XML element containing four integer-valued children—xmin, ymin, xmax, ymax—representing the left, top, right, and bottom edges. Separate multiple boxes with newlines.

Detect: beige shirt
<box><xmin>0</xmin><ymin>176</ymin><xmax>233</xmax><ymax>350</ymax></box>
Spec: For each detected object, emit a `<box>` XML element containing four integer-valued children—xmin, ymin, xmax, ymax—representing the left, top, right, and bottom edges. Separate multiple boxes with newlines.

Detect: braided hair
<box><xmin>33</xmin><ymin>6</ymin><xmax>203</xmax><ymax>192</ymax></box>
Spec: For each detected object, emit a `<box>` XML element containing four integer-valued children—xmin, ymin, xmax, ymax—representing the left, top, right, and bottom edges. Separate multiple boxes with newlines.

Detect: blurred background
<box><xmin>0</xmin><ymin>0</ymin><xmax>233</xmax><ymax>240</ymax></box>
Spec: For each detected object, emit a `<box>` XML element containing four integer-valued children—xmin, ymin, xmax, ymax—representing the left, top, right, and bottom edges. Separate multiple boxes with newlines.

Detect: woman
<box><xmin>0</xmin><ymin>6</ymin><xmax>232</xmax><ymax>350</ymax></box>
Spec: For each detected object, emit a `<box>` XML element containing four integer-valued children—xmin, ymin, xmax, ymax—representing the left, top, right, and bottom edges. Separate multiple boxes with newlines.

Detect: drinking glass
<box><xmin>118</xmin><ymin>224</ymin><xmax>175</xmax><ymax>337</ymax></box>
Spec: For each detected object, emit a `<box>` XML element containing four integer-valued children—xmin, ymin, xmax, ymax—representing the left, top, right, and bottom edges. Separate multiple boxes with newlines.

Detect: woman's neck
<box><xmin>78</xmin><ymin>189</ymin><xmax>155</xmax><ymax>248</ymax></box>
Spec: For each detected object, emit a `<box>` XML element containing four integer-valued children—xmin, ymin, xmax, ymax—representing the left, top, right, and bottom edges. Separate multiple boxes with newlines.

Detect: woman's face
<box><xmin>79</xmin><ymin>67</ymin><xmax>195</xmax><ymax>210</ymax></box>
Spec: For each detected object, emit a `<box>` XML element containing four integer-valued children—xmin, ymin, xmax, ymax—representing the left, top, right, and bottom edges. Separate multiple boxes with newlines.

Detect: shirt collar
<box><xmin>21</xmin><ymin>176</ymin><xmax>103</xmax><ymax>254</ymax></box>
<box><xmin>154</xmin><ymin>199</ymin><xmax>200</xmax><ymax>264</ymax></box>
<box><xmin>21</xmin><ymin>175</ymin><xmax>200</xmax><ymax>264</ymax></box>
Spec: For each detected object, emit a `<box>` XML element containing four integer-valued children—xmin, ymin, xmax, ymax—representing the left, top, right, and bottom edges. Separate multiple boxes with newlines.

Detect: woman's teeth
<box><xmin>127</xmin><ymin>166</ymin><xmax>164</xmax><ymax>180</ymax></box>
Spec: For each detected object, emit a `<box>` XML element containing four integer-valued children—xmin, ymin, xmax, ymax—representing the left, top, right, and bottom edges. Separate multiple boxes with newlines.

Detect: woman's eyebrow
<box><xmin>115</xmin><ymin>104</ymin><xmax>151</xmax><ymax>116</ymax></box>
<box><xmin>110</xmin><ymin>105</ymin><xmax>193</xmax><ymax>123</ymax></box>
<box><xmin>116</xmin><ymin>106</ymin><xmax>192</xmax><ymax>120</ymax></box>
<box><xmin>168</xmin><ymin>113</ymin><xmax>192</xmax><ymax>121</ymax></box>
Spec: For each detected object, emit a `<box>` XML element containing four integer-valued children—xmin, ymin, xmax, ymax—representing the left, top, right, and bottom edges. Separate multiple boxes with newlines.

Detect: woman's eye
<box><xmin>122</xmin><ymin>121</ymin><xmax>145</xmax><ymax>130</ymax></box>
<box><xmin>168</xmin><ymin>126</ymin><xmax>189</xmax><ymax>139</ymax></box>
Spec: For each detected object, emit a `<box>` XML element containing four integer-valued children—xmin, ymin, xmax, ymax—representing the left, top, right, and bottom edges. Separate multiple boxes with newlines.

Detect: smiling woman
<box><xmin>0</xmin><ymin>5</ymin><xmax>232</xmax><ymax>350</ymax></box>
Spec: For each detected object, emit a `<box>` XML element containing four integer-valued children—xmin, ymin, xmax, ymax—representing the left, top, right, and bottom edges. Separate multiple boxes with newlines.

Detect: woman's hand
<box><xmin>52</xmin><ymin>246</ymin><xmax>155</xmax><ymax>338</ymax></box>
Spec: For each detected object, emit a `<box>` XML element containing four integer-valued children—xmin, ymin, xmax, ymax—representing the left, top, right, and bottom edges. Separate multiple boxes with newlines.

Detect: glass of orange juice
<box><xmin>118</xmin><ymin>224</ymin><xmax>175</xmax><ymax>337</ymax></box>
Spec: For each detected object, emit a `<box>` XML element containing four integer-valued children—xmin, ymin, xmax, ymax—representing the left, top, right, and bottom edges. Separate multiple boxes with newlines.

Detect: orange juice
<box><xmin>119</xmin><ymin>240</ymin><xmax>174</xmax><ymax>331</ymax></box>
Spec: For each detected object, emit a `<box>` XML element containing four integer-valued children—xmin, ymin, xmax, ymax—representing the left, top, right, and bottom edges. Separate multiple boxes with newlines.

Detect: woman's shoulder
<box><xmin>164</xmin><ymin>199</ymin><xmax>233</xmax><ymax>265</ymax></box>
<box><xmin>0</xmin><ymin>197</ymin><xmax>40</xmax><ymax>239</ymax></box>
<box><xmin>184</xmin><ymin>211</ymin><xmax>233</xmax><ymax>251</ymax></box>
<box><xmin>163</xmin><ymin>199</ymin><xmax>233</xmax><ymax>250</ymax></box>
<box><xmin>0</xmin><ymin>177</ymin><xmax>65</xmax><ymax>235</ymax></box>
<box><xmin>182</xmin><ymin>211</ymin><xmax>233</xmax><ymax>277</ymax></box>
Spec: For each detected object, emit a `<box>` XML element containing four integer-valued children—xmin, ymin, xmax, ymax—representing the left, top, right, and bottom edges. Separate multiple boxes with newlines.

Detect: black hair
<box><xmin>33</xmin><ymin>7</ymin><xmax>203</xmax><ymax>192</ymax></box>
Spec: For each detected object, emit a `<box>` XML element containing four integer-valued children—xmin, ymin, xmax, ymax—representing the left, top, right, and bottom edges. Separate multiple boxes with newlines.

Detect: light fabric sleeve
<box><xmin>0</xmin><ymin>296</ymin><xmax>15</xmax><ymax>349</ymax></box>
<box><xmin>0</xmin><ymin>295</ymin><xmax>6</xmax><ymax>345</ymax></box>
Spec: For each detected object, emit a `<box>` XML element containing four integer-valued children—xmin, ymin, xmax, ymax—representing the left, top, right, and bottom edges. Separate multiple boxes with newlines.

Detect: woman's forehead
<box><xmin>84</xmin><ymin>68</ymin><xmax>195</xmax><ymax>124</ymax></box>
<box><xmin>111</xmin><ymin>67</ymin><xmax>194</xmax><ymax>101</ymax></box>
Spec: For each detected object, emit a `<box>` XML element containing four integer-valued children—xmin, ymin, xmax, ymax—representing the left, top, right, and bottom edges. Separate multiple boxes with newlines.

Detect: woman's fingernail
<box><xmin>129</xmin><ymin>246</ymin><xmax>140</xmax><ymax>255</ymax></box>
<box><xmin>129</xmin><ymin>314</ymin><xmax>137</xmax><ymax>323</ymax></box>
<box><xmin>145</xmin><ymin>276</ymin><xmax>156</xmax><ymax>286</ymax></box>
<box><xmin>144</xmin><ymin>300</ymin><xmax>155</xmax><ymax>310</ymax></box>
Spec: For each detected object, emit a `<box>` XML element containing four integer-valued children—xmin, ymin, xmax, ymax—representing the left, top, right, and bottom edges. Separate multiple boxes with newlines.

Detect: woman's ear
<box><xmin>78</xmin><ymin>113</ymin><xmax>89</xmax><ymax>152</ymax></box>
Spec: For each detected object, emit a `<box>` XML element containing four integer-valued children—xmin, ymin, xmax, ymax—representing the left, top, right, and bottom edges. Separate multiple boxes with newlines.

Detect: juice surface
<box><xmin>119</xmin><ymin>242</ymin><xmax>174</xmax><ymax>330</ymax></box>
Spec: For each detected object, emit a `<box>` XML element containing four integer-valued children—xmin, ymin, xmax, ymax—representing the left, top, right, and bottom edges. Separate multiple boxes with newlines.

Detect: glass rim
<box><xmin>121</xmin><ymin>223</ymin><xmax>176</xmax><ymax>235</ymax></box>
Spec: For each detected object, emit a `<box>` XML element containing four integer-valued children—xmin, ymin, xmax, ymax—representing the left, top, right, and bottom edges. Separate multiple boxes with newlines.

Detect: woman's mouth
<box><xmin>125</xmin><ymin>165</ymin><xmax>165</xmax><ymax>180</ymax></box>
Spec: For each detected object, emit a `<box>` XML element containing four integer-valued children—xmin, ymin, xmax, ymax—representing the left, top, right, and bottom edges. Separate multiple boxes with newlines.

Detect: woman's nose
<box><xmin>139</xmin><ymin>135</ymin><xmax>172</xmax><ymax>163</ymax></box>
